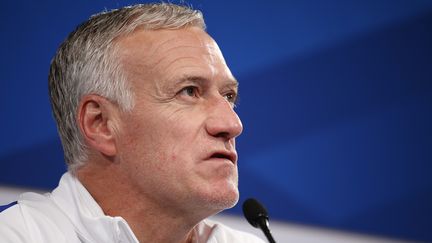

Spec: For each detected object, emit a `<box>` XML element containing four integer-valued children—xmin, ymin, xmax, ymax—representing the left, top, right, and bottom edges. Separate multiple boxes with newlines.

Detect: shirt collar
<box><xmin>50</xmin><ymin>172</ymin><xmax>139</xmax><ymax>243</ymax></box>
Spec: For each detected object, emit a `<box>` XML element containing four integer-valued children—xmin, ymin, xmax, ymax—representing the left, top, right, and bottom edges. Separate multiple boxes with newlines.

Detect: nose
<box><xmin>205</xmin><ymin>97</ymin><xmax>243</xmax><ymax>140</ymax></box>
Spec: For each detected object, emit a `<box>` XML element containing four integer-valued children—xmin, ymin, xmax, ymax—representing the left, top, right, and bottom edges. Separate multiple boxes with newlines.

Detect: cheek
<box><xmin>117</xmin><ymin>114</ymin><xmax>161</xmax><ymax>161</ymax></box>
<box><xmin>164</xmin><ymin>109</ymin><xmax>205</xmax><ymax>141</ymax></box>
<box><xmin>120</xmin><ymin>106</ymin><xmax>206</xmax><ymax>163</ymax></box>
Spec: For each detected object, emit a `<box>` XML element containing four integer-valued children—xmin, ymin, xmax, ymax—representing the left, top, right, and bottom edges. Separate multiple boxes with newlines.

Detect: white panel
<box><xmin>0</xmin><ymin>186</ymin><xmax>418</xmax><ymax>242</ymax></box>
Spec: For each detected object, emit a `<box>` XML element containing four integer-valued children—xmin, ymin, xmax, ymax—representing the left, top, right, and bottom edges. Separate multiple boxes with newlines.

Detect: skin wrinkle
<box><xmin>154</xmin><ymin>51</ymin><xmax>212</xmax><ymax>78</ymax></box>
<box><xmin>162</xmin><ymin>69</ymin><xmax>238</xmax><ymax>99</ymax></box>
<box><xmin>129</xmin><ymin>35</ymin><xmax>207</xmax><ymax>75</ymax></box>
<box><xmin>144</xmin><ymin>36</ymin><xmax>179</xmax><ymax>58</ymax></box>
<box><xmin>163</xmin><ymin>56</ymin><xmax>209</xmax><ymax>75</ymax></box>
<box><xmin>122</xmin><ymin>29</ymin><xmax>237</xmax><ymax>107</ymax></box>
<box><xmin>152</xmin><ymin>45</ymin><xmax>209</xmax><ymax>68</ymax></box>
<box><xmin>174</xmin><ymin>75</ymin><xmax>239</xmax><ymax>91</ymax></box>
<box><xmin>78</xmin><ymin>26</ymin><xmax>242</xmax><ymax>243</ymax></box>
<box><xmin>148</xmin><ymin>31</ymin><xmax>223</xmax><ymax>78</ymax></box>
<box><xmin>125</xmin><ymin>28</ymin><xmax>238</xmax><ymax>197</ymax></box>
<box><xmin>169</xmin><ymin>80</ymin><xmax>239</xmax><ymax>119</ymax></box>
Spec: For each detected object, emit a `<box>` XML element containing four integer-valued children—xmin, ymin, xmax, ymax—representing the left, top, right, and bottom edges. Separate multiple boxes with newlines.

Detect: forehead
<box><xmin>116</xmin><ymin>27</ymin><xmax>235</xmax><ymax>86</ymax></box>
<box><xmin>119</xmin><ymin>27</ymin><xmax>214</xmax><ymax>53</ymax></box>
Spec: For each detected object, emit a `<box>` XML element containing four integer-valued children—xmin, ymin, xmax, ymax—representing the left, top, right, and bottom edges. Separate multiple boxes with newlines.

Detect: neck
<box><xmin>76</xmin><ymin>160</ymin><xmax>206</xmax><ymax>243</ymax></box>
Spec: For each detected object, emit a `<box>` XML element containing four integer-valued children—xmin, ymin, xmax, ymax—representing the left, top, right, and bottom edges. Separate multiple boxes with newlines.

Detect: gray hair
<box><xmin>48</xmin><ymin>3</ymin><xmax>206</xmax><ymax>172</ymax></box>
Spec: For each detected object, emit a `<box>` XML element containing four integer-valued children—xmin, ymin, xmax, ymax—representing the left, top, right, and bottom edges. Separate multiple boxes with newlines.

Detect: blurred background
<box><xmin>1</xmin><ymin>0</ymin><xmax>431</xmax><ymax>242</ymax></box>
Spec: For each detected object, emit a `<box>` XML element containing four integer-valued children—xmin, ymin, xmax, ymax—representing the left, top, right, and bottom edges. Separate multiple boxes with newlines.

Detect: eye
<box><xmin>179</xmin><ymin>86</ymin><xmax>199</xmax><ymax>98</ymax></box>
<box><xmin>224</xmin><ymin>91</ymin><xmax>238</xmax><ymax>107</ymax></box>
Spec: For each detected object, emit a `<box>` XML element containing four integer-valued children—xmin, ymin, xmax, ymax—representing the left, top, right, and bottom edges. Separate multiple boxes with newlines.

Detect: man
<box><xmin>0</xmin><ymin>3</ymin><xmax>264</xmax><ymax>243</ymax></box>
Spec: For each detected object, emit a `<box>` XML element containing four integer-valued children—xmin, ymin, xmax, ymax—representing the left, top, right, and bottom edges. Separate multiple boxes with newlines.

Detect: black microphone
<box><xmin>242</xmin><ymin>198</ymin><xmax>276</xmax><ymax>243</ymax></box>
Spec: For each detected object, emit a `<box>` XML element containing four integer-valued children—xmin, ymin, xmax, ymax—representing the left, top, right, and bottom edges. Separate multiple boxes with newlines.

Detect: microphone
<box><xmin>242</xmin><ymin>198</ymin><xmax>276</xmax><ymax>243</ymax></box>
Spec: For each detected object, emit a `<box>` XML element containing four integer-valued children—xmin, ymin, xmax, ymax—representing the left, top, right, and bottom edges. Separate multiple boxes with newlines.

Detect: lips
<box><xmin>208</xmin><ymin>150</ymin><xmax>237</xmax><ymax>164</ymax></box>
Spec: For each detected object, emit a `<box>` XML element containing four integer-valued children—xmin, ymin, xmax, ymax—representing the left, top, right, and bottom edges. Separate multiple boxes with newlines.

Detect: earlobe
<box><xmin>78</xmin><ymin>95</ymin><xmax>119</xmax><ymax>157</ymax></box>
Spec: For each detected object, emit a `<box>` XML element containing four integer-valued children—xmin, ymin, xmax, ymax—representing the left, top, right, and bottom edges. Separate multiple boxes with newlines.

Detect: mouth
<box><xmin>208</xmin><ymin>151</ymin><xmax>237</xmax><ymax>164</ymax></box>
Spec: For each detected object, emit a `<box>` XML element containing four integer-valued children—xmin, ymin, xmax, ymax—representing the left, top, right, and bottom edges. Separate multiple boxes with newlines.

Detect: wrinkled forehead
<box><xmin>116</xmin><ymin>27</ymin><xmax>225</xmax><ymax>67</ymax></box>
<box><xmin>115</xmin><ymin>27</ymin><xmax>234</xmax><ymax>89</ymax></box>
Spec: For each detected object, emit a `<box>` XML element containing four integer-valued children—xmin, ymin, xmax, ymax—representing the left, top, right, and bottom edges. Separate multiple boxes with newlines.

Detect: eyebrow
<box><xmin>176</xmin><ymin>75</ymin><xmax>239</xmax><ymax>89</ymax></box>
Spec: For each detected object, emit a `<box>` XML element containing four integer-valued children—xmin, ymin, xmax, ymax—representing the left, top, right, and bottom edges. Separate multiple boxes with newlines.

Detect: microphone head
<box><xmin>242</xmin><ymin>198</ymin><xmax>269</xmax><ymax>228</ymax></box>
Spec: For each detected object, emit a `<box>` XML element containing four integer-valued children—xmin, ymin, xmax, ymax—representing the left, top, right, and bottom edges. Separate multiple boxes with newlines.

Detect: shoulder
<box><xmin>0</xmin><ymin>201</ymin><xmax>30</xmax><ymax>242</ymax></box>
<box><xmin>0</xmin><ymin>193</ymin><xmax>76</xmax><ymax>243</ymax></box>
<box><xmin>200</xmin><ymin>219</ymin><xmax>266</xmax><ymax>243</ymax></box>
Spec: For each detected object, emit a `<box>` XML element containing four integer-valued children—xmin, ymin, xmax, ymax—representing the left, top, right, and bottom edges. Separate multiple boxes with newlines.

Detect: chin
<box><xmin>201</xmin><ymin>185</ymin><xmax>239</xmax><ymax>212</ymax></box>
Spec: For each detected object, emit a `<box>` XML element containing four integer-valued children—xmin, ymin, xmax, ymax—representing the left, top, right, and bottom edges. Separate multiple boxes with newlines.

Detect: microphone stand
<box><xmin>242</xmin><ymin>198</ymin><xmax>277</xmax><ymax>243</ymax></box>
<box><xmin>256</xmin><ymin>216</ymin><xmax>276</xmax><ymax>243</ymax></box>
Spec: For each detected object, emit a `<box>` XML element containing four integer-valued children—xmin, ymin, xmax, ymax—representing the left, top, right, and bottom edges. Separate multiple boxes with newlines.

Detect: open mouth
<box><xmin>209</xmin><ymin>151</ymin><xmax>236</xmax><ymax>164</ymax></box>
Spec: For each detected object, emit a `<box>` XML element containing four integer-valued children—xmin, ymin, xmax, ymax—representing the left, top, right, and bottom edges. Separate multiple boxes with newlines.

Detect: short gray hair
<box><xmin>48</xmin><ymin>3</ymin><xmax>206</xmax><ymax>172</ymax></box>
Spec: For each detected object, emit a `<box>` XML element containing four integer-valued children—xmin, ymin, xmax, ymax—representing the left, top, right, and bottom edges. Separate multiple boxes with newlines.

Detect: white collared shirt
<box><xmin>0</xmin><ymin>173</ymin><xmax>264</xmax><ymax>243</ymax></box>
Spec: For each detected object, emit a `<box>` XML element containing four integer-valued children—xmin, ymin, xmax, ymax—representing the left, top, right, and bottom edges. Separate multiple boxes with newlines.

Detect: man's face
<box><xmin>115</xmin><ymin>27</ymin><xmax>243</xmax><ymax>215</ymax></box>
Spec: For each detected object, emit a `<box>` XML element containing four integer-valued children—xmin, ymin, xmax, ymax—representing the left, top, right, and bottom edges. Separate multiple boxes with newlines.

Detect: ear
<box><xmin>77</xmin><ymin>95</ymin><xmax>120</xmax><ymax>157</ymax></box>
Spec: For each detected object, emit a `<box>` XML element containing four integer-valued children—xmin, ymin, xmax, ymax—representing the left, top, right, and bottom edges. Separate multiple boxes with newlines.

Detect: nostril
<box><xmin>214</xmin><ymin>131</ymin><xmax>230</xmax><ymax>139</ymax></box>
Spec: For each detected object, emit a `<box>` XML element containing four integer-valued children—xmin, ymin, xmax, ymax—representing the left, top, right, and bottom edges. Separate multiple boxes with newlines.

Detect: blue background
<box><xmin>1</xmin><ymin>0</ymin><xmax>431</xmax><ymax>241</ymax></box>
